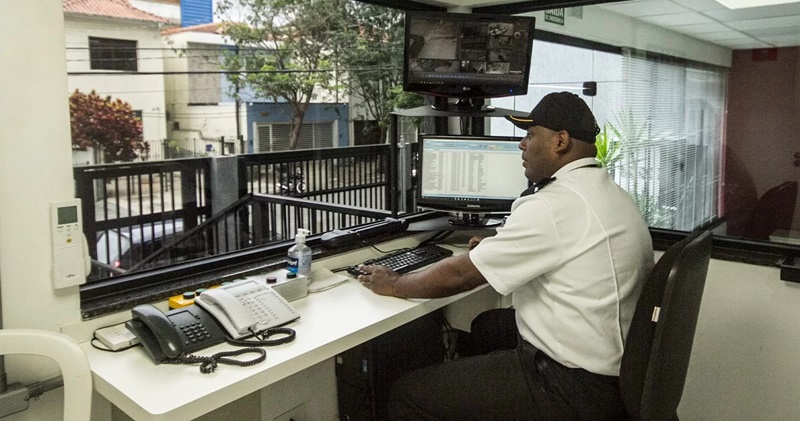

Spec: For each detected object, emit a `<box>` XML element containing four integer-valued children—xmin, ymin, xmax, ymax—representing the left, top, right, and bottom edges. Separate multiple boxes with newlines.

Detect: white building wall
<box><xmin>163</xmin><ymin>31</ymin><xmax>244</xmax><ymax>154</ymax></box>
<box><xmin>65</xmin><ymin>16</ymin><xmax>169</xmax><ymax>161</ymax></box>
<box><xmin>130</xmin><ymin>0</ymin><xmax>181</xmax><ymax>24</ymax></box>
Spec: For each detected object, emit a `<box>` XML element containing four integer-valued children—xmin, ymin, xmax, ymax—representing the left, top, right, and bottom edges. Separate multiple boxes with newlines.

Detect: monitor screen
<box><xmin>416</xmin><ymin>135</ymin><xmax>530</xmax><ymax>215</ymax></box>
<box><xmin>403</xmin><ymin>12</ymin><xmax>536</xmax><ymax>101</ymax></box>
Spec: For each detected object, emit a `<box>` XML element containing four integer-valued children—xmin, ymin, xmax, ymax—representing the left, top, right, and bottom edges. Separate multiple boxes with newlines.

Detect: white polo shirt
<box><xmin>469</xmin><ymin>158</ymin><xmax>653</xmax><ymax>376</ymax></box>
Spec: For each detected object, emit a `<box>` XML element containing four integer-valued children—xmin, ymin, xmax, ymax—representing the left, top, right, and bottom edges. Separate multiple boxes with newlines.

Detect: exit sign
<box><xmin>545</xmin><ymin>9</ymin><xmax>565</xmax><ymax>25</ymax></box>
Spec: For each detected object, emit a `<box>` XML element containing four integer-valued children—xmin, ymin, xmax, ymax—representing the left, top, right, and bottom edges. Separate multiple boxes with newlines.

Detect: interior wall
<box><xmin>725</xmin><ymin>47</ymin><xmax>800</xmax><ymax>233</ymax></box>
<box><xmin>0</xmin><ymin>1</ymin><xmax>92</xmax><ymax>420</ymax></box>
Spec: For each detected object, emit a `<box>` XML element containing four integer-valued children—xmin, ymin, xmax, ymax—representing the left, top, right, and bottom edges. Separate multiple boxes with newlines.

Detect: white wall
<box><xmin>163</xmin><ymin>32</ymin><xmax>247</xmax><ymax>154</ymax></box>
<box><xmin>64</xmin><ymin>15</ymin><xmax>168</xmax><ymax>160</ymax></box>
<box><xmin>130</xmin><ymin>0</ymin><xmax>181</xmax><ymax>23</ymax></box>
<box><xmin>0</xmin><ymin>1</ymin><xmax>95</xmax><ymax>419</ymax></box>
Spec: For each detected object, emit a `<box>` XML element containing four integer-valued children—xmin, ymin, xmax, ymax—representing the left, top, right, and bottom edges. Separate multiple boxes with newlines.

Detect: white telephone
<box><xmin>194</xmin><ymin>279</ymin><xmax>301</xmax><ymax>339</ymax></box>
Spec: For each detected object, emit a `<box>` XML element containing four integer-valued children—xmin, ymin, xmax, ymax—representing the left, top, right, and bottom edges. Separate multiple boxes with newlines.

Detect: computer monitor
<box><xmin>403</xmin><ymin>12</ymin><xmax>536</xmax><ymax>112</ymax></box>
<box><xmin>416</xmin><ymin>135</ymin><xmax>530</xmax><ymax>226</ymax></box>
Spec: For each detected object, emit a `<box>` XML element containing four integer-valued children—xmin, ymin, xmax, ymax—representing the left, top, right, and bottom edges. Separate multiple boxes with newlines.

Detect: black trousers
<box><xmin>387</xmin><ymin>309</ymin><xmax>626</xmax><ymax>421</ymax></box>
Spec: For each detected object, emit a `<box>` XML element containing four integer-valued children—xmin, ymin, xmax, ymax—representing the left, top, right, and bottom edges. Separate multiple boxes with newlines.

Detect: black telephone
<box><xmin>125</xmin><ymin>280</ymin><xmax>300</xmax><ymax>368</ymax></box>
<box><xmin>125</xmin><ymin>304</ymin><xmax>227</xmax><ymax>363</ymax></box>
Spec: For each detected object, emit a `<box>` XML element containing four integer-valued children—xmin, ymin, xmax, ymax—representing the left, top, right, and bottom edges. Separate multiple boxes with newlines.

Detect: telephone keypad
<box><xmin>179</xmin><ymin>321</ymin><xmax>212</xmax><ymax>345</ymax></box>
<box><xmin>242</xmin><ymin>291</ymin><xmax>276</xmax><ymax>325</ymax></box>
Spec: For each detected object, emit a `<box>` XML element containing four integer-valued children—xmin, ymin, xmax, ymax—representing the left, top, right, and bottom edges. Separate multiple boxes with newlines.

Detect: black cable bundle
<box><xmin>164</xmin><ymin>327</ymin><xmax>296</xmax><ymax>374</ymax></box>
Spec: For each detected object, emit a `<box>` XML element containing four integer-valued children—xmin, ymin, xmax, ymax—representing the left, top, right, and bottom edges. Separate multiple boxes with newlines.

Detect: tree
<box><xmin>69</xmin><ymin>90</ymin><xmax>148</xmax><ymax>162</ymax></box>
<box><xmin>338</xmin><ymin>1</ymin><xmax>423</xmax><ymax>143</ymax></box>
<box><xmin>218</xmin><ymin>0</ymin><xmax>347</xmax><ymax>150</ymax></box>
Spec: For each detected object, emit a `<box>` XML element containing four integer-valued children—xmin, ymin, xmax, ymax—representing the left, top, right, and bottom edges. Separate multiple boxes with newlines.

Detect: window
<box><xmin>187</xmin><ymin>42</ymin><xmax>222</xmax><ymax>104</ymax></box>
<box><xmin>89</xmin><ymin>37</ymin><xmax>137</xmax><ymax>71</ymax></box>
<box><xmin>493</xmin><ymin>37</ymin><xmax>726</xmax><ymax>232</ymax></box>
<box><xmin>614</xmin><ymin>49</ymin><xmax>725</xmax><ymax>231</ymax></box>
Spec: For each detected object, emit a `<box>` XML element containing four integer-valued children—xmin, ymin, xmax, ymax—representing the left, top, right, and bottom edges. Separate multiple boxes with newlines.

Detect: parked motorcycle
<box><xmin>276</xmin><ymin>165</ymin><xmax>306</xmax><ymax>194</ymax></box>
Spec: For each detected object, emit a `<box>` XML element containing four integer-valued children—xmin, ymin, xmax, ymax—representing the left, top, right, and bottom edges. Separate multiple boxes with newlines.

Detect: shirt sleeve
<box><xmin>469</xmin><ymin>197</ymin><xmax>564</xmax><ymax>295</ymax></box>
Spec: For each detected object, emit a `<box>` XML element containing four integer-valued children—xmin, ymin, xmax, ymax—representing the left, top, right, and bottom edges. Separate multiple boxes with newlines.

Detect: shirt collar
<box><xmin>552</xmin><ymin>158</ymin><xmax>599</xmax><ymax>179</ymax></box>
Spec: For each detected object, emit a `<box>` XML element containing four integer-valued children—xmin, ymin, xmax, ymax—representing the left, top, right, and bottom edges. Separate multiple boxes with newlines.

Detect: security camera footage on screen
<box><xmin>404</xmin><ymin>12</ymin><xmax>535</xmax><ymax>101</ymax></box>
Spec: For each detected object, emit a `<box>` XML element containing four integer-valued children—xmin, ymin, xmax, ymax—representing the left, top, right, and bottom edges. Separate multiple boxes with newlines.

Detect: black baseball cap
<box><xmin>505</xmin><ymin>91</ymin><xmax>600</xmax><ymax>143</ymax></box>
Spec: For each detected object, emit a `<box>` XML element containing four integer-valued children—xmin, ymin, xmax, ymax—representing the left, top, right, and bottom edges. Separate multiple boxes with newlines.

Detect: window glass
<box><xmin>492</xmin><ymin>39</ymin><xmax>726</xmax><ymax>232</ymax></box>
<box><xmin>722</xmin><ymin>48</ymin><xmax>800</xmax><ymax>245</ymax></box>
<box><xmin>88</xmin><ymin>37</ymin><xmax>137</xmax><ymax>71</ymax></box>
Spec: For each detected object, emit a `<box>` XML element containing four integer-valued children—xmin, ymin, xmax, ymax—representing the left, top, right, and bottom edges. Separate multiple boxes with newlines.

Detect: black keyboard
<box><xmin>347</xmin><ymin>244</ymin><xmax>453</xmax><ymax>276</ymax></box>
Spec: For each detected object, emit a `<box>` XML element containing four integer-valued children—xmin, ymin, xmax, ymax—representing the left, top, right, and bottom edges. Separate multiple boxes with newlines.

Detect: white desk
<box><xmin>80</xmin><ymin>241</ymin><xmax>492</xmax><ymax>420</ymax></box>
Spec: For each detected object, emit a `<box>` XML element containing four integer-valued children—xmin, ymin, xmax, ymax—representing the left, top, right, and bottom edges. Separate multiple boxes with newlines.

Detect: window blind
<box><xmin>616</xmin><ymin>48</ymin><xmax>727</xmax><ymax>230</ymax></box>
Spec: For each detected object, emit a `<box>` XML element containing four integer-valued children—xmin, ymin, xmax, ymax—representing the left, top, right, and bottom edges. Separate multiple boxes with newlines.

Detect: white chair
<box><xmin>0</xmin><ymin>329</ymin><xmax>92</xmax><ymax>420</ymax></box>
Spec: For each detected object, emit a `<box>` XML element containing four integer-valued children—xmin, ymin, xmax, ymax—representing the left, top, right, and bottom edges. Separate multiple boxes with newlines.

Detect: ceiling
<box><xmin>597</xmin><ymin>0</ymin><xmax>800</xmax><ymax>50</ymax></box>
<box><xmin>386</xmin><ymin>0</ymin><xmax>800</xmax><ymax>50</ymax></box>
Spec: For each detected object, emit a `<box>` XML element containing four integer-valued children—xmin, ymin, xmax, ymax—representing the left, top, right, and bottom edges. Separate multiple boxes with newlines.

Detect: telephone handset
<box><xmin>195</xmin><ymin>279</ymin><xmax>301</xmax><ymax>339</ymax></box>
<box><xmin>125</xmin><ymin>304</ymin><xmax>227</xmax><ymax>363</ymax></box>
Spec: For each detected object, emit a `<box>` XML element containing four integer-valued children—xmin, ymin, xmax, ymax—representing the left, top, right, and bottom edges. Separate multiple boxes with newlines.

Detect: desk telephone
<box><xmin>194</xmin><ymin>279</ymin><xmax>301</xmax><ymax>338</ymax></box>
<box><xmin>125</xmin><ymin>280</ymin><xmax>300</xmax><ymax>370</ymax></box>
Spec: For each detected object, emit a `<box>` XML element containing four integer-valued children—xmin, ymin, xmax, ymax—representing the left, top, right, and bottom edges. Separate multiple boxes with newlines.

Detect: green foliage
<box><xmin>217</xmin><ymin>0</ymin><xmax>420</xmax><ymax>146</ymax></box>
<box><xmin>596</xmin><ymin>110</ymin><xmax>676</xmax><ymax>228</ymax></box>
<box><xmin>595</xmin><ymin>123</ymin><xmax>623</xmax><ymax>168</ymax></box>
<box><xmin>69</xmin><ymin>89</ymin><xmax>147</xmax><ymax>162</ymax></box>
<box><xmin>337</xmin><ymin>1</ymin><xmax>423</xmax><ymax>142</ymax></box>
<box><xmin>218</xmin><ymin>0</ymin><xmax>348</xmax><ymax>149</ymax></box>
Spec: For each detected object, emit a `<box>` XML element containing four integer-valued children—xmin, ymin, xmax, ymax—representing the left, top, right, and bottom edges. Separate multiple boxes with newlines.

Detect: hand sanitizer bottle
<box><xmin>287</xmin><ymin>228</ymin><xmax>312</xmax><ymax>276</ymax></box>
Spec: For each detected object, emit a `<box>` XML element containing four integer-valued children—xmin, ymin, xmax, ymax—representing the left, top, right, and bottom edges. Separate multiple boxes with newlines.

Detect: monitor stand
<box><xmin>447</xmin><ymin>213</ymin><xmax>503</xmax><ymax>228</ymax></box>
<box><xmin>431</xmin><ymin>97</ymin><xmax>495</xmax><ymax>113</ymax></box>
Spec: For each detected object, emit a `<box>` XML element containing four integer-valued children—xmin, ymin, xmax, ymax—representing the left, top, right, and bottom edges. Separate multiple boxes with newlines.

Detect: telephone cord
<box><xmin>228</xmin><ymin>326</ymin><xmax>296</xmax><ymax>347</ymax></box>
<box><xmin>165</xmin><ymin>347</ymin><xmax>267</xmax><ymax>374</ymax></box>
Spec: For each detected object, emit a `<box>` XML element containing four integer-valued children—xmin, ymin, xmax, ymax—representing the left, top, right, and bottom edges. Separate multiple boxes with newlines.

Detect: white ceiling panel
<box><xmin>760</xmin><ymin>33</ymin><xmax>800</xmax><ymax>46</ymax></box>
<box><xmin>598</xmin><ymin>0</ymin><xmax>690</xmax><ymax>17</ymax></box>
<box><xmin>669</xmin><ymin>0</ymin><xmax>729</xmax><ymax>11</ymax></box>
<box><xmin>726</xmin><ymin>15</ymin><xmax>800</xmax><ymax>30</ymax></box>
<box><xmin>639</xmin><ymin>12</ymin><xmax>717</xmax><ymax>26</ymax></box>
<box><xmin>703</xmin><ymin>3</ymin><xmax>800</xmax><ymax>21</ymax></box>
<box><xmin>598</xmin><ymin>0</ymin><xmax>800</xmax><ymax>49</ymax></box>
<box><xmin>694</xmin><ymin>31</ymin><xmax>757</xmax><ymax>41</ymax></box>
<box><xmin>746</xmin><ymin>25</ymin><xmax>800</xmax><ymax>36</ymax></box>
<box><xmin>669</xmin><ymin>22</ymin><xmax>734</xmax><ymax>33</ymax></box>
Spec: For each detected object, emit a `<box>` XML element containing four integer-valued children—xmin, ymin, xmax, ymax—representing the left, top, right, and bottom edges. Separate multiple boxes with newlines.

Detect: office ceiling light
<box><xmin>715</xmin><ymin>0</ymin><xmax>800</xmax><ymax>9</ymax></box>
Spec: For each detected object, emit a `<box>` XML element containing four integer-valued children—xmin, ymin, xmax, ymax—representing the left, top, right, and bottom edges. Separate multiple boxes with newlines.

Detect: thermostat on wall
<box><xmin>51</xmin><ymin>199</ymin><xmax>88</xmax><ymax>289</ymax></box>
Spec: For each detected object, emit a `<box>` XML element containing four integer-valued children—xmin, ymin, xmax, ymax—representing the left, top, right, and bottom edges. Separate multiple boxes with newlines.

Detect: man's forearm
<box><xmin>391</xmin><ymin>254</ymin><xmax>487</xmax><ymax>299</ymax></box>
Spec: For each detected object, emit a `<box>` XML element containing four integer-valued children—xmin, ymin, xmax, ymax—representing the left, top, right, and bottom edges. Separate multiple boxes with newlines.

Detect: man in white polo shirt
<box><xmin>357</xmin><ymin>91</ymin><xmax>654</xmax><ymax>420</ymax></box>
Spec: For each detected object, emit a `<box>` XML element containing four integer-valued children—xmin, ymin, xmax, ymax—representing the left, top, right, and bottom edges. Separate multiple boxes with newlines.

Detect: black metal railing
<box><xmin>242</xmin><ymin>144</ymin><xmax>391</xmax><ymax>210</ymax></box>
<box><xmin>75</xmin><ymin>145</ymin><xmax>395</xmax><ymax>282</ymax></box>
<box><xmin>74</xmin><ymin>159</ymin><xmax>211</xmax><ymax>279</ymax></box>
<box><xmin>128</xmin><ymin>193</ymin><xmax>394</xmax><ymax>271</ymax></box>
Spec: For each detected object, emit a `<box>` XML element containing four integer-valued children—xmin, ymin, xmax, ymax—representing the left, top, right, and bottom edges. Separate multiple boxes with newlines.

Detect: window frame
<box><xmin>89</xmin><ymin>36</ymin><xmax>138</xmax><ymax>72</ymax></box>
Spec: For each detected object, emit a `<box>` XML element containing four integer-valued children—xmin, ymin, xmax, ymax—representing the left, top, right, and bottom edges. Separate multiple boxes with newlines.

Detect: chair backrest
<box><xmin>744</xmin><ymin>181</ymin><xmax>798</xmax><ymax>240</ymax></box>
<box><xmin>0</xmin><ymin>329</ymin><xmax>92</xmax><ymax>420</ymax></box>
<box><xmin>619</xmin><ymin>230</ymin><xmax>713</xmax><ymax>421</ymax></box>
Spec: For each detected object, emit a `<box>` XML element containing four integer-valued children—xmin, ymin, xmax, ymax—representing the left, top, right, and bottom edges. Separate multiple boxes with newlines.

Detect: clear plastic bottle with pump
<box><xmin>287</xmin><ymin>228</ymin><xmax>312</xmax><ymax>276</ymax></box>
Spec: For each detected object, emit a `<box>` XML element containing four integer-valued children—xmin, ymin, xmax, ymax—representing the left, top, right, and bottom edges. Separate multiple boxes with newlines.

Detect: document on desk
<box><xmin>308</xmin><ymin>268</ymin><xmax>350</xmax><ymax>293</ymax></box>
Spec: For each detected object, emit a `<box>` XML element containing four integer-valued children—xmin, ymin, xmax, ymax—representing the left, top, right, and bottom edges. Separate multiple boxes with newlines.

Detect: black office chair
<box><xmin>619</xmin><ymin>229</ymin><xmax>713</xmax><ymax>421</ymax></box>
<box><xmin>743</xmin><ymin>181</ymin><xmax>798</xmax><ymax>240</ymax></box>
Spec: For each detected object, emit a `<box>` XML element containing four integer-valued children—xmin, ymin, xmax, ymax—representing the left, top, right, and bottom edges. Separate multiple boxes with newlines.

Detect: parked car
<box><xmin>96</xmin><ymin>219</ymin><xmax>184</xmax><ymax>272</ymax></box>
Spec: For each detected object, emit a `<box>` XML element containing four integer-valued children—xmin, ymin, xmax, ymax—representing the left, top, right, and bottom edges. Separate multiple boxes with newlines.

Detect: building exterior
<box><xmin>64</xmin><ymin>0</ymin><xmax>173</xmax><ymax>164</ymax></box>
<box><xmin>162</xmin><ymin>21</ymin><xmax>351</xmax><ymax>154</ymax></box>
